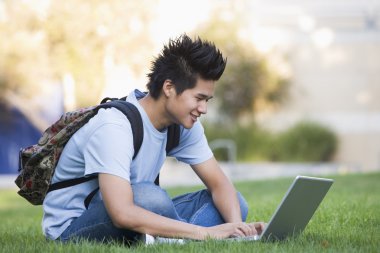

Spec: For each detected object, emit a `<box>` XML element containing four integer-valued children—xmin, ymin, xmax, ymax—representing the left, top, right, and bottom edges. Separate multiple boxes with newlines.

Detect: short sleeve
<box><xmin>168</xmin><ymin>121</ymin><xmax>213</xmax><ymax>165</ymax></box>
<box><xmin>83</xmin><ymin>122</ymin><xmax>134</xmax><ymax>181</ymax></box>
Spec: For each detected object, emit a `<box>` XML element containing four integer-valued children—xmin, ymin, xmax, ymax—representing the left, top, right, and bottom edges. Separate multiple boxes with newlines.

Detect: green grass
<box><xmin>1</xmin><ymin>172</ymin><xmax>379</xmax><ymax>253</ymax></box>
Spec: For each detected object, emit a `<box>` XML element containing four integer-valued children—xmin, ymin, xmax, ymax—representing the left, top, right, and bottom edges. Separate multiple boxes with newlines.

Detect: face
<box><xmin>165</xmin><ymin>78</ymin><xmax>215</xmax><ymax>129</ymax></box>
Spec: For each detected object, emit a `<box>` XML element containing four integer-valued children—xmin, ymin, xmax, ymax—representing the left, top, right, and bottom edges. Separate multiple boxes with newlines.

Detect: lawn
<box><xmin>0</xmin><ymin>172</ymin><xmax>379</xmax><ymax>253</ymax></box>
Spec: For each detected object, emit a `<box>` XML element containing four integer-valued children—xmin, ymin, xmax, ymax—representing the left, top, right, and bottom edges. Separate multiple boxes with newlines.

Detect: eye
<box><xmin>195</xmin><ymin>95</ymin><xmax>212</xmax><ymax>102</ymax></box>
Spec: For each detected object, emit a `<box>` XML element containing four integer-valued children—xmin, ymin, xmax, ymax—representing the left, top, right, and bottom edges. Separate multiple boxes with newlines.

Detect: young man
<box><xmin>42</xmin><ymin>34</ymin><xmax>264</xmax><ymax>244</ymax></box>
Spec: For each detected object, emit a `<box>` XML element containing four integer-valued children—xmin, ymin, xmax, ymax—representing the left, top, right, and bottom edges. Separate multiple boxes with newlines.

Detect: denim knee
<box><xmin>200</xmin><ymin>190</ymin><xmax>249</xmax><ymax>221</ymax></box>
<box><xmin>132</xmin><ymin>182</ymin><xmax>179</xmax><ymax>219</ymax></box>
<box><xmin>237</xmin><ymin>192</ymin><xmax>249</xmax><ymax>221</ymax></box>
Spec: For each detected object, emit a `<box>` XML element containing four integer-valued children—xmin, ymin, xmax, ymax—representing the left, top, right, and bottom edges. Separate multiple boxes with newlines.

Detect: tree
<box><xmin>0</xmin><ymin>0</ymin><xmax>155</xmax><ymax>110</ymax></box>
<box><xmin>0</xmin><ymin>1</ymin><xmax>51</xmax><ymax>101</ymax></box>
<box><xmin>196</xmin><ymin>5</ymin><xmax>289</xmax><ymax>122</ymax></box>
<box><xmin>43</xmin><ymin>0</ymin><xmax>155</xmax><ymax>107</ymax></box>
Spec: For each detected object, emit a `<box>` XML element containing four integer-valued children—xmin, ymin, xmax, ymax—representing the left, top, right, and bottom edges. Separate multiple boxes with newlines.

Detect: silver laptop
<box><xmin>231</xmin><ymin>175</ymin><xmax>334</xmax><ymax>242</ymax></box>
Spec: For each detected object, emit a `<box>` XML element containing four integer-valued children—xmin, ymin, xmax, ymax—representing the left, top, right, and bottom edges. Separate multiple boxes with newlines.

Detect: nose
<box><xmin>198</xmin><ymin>100</ymin><xmax>207</xmax><ymax>114</ymax></box>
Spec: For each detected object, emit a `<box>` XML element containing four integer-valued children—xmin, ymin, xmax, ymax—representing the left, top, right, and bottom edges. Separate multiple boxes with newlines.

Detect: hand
<box><xmin>200</xmin><ymin>221</ymin><xmax>266</xmax><ymax>240</ymax></box>
<box><xmin>229</xmin><ymin>222</ymin><xmax>266</xmax><ymax>238</ymax></box>
<box><xmin>249</xmin><ymin>222</ymin><xmax>266</xmax><ymax>236</ymax></box>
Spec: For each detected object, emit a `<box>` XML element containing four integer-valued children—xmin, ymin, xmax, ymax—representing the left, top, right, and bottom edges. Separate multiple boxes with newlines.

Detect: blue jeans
<box><xmin>59</xmin><ymin>182</ymin><xmax>248</xmax><ymax>244</ymax></box>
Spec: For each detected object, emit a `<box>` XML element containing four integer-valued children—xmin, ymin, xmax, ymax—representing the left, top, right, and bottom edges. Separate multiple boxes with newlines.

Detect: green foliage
<box><xmin>204</xmin><ymin>123</ymin><xmax>274</xmax><ymax>162</ymax></box>
<box><xmin>1</xmin><ymin>0</ymin><xmax>289</xmax><ymax>124</ymax></box>
<box><xmin>44</xmin><ymin>0</ymin><xmax>155</xmax><ymax>107</ymax></box>
<box><xmin>1</xmin><ymin>173</ymin><xmax>379</xmax><ymax>252</ymax></box>
<box><xmin>196</xmin><ymin>8</ymin><xmax>289</xmax><ymax>121</ymax></box>
<box><xmin>204</xmin><ymin>121</ymin><xmax>337</xmax><ymax>162</ymax></box>
<box><xmin>270</xmin><ymin>121</ymin><xmax>338</xmax><ymax>162</ymax></box>
<box><xmin>0</xmin><ymin>1</ymin><xmax>51</xmax><ymax>100</ymax></box>
<box><xmin>0</xmin><ymin>0</ymin><xmax>155</xmax><ymax>107</ymax></box>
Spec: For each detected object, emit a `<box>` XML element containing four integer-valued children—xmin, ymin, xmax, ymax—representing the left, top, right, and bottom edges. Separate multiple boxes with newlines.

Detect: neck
<box><xmin>138</xmin><ymin>94</ymin><xmax>172</xmax><ymax>131</ymax></box>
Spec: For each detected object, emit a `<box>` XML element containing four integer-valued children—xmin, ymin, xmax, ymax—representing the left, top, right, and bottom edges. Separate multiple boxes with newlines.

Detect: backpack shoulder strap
<box><xmin>153</xmin><ymin>124</ymin><xmax>180</xmax><ymax>186</ymax></box>
<box><xmin>97</xmin><ymin>100</ymin><xmax>143</xmax><ymax>159</ymax></box>
<box><xmin>166</xmin><ymin>124</ymin><xmax>180</xmax><ymax>153</ymax></box>
<box><xmin>81</xmin><ymin>100</ymin><xmax>145</xmax><ymax>209</ymax></box>
<box><xmin>47</xmin><ymin>100</ymin><xmax>144</xmax><ymax>196</ymax></box>
<box><xmin>101</xmin><ymin>97</ymin><xmax>179</xmax><ymax>155</ymax></box>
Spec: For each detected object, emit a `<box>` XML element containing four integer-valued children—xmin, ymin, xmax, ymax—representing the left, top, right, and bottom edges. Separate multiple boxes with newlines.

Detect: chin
<box><xmin>181</xmin><ymin>120</ymin><xmax>195</xmax><ymax>129</ymax></box>
<box><xmin>181</xmin><ymin>123</ymin><xmax>192</xmax><ymax>129</ymax></box>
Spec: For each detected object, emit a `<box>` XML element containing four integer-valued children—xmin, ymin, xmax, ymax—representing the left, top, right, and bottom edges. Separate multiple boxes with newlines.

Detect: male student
<box><xmin>42</xmin><ymin>34</ymin><xmax>264</xmax><ymax>243</ymax></box>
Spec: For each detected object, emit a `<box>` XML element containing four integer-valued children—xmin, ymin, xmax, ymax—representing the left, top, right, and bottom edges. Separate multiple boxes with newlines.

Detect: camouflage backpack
<box><xmin>15</xmin><ymin>97</ymin><xmax>180</xmax><ymax>205</ymax></box>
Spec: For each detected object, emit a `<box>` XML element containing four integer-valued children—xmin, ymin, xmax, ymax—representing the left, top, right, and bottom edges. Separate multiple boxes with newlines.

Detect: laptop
<box><xmin>230</xmin><ymin>175</ymin><xmax>334</xmax><ymax>242</ymax></box>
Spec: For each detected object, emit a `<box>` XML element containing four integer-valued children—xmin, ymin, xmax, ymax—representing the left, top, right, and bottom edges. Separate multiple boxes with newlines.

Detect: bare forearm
<box><xmin>114</xmin><ymin>203</ymin><xmax>257</xmax><ymax>240</ymax></box>
<box><xmin>191</xmin><ymin>157</ymin><xmax>243</xmax><ymax>223</ymax></box>
<box><xmin>99</xmin><ymin>174</ymin><xmax>205</xmax><ymax>240</ymax></box>
<box><xmin>116</xmin><ymin>204</ymin><xmax>204</xmax><ymax>240</ymax></box>
<box><xmin>211</xmin><ymin>182</ymin><xmax>242</xmax><ymax>223</ymax></box>
<box><xmin>99</xmin><ymin>173</ymin><xmax>251</xmax><ymax>240</ymax></box>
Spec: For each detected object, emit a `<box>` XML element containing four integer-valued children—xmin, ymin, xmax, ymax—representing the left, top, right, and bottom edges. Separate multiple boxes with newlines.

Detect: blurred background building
<box><xmin>248</xmin><ymin>0</ymin><xmax>380</xmax><ymax>171</ymax></box>
<box><xmin>0</xmin><ymin>0</ymin><xmax>379</xmax><ymax>177</ymax></box>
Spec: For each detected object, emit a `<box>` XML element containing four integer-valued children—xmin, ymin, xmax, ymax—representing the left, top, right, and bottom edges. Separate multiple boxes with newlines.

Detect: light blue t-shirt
<box><xmin>42</xmin><ymin>90</ymin><xmax>213</xmax><ymax>240</ymax></box>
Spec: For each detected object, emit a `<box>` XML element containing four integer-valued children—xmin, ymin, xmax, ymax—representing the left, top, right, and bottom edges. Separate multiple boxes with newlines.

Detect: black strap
<box><xmin>47</xmin><ymin>98</ymin><xmax>180</xmax><ymax>194</ymax></box>
<box><xmin>47</xmin><ymin>100</ymin><xmax>144</xmax><ymax>194</ymax></box>
<box><xmin>97</xmin><ymin>100</ymin><xmax>144</xmax><ymax>160</ymax></box>
<box><xmin>154</xmin><ymin>175</ymin><xmax>160</xmax><ymax>186</ymax></box>
<box><xmin>101</xmin><ymin>97</ymin><xmax>180</xmax><ymax>155</ymax></box>
<box><xmin>100</xmin><ymin>97</ymin><xmax>117</xmax><ymax>104</ymax></box>
<box><xmin>47</xmin><ymin>175</ymin><xmax>98</xmax><ymax>193</ymax></box>
<box><xmin>84</xmin><ymin>187</ymin><xmax>99</xmax><ymax>209</ymax></box>
<box><xmin>154</xmin><ymin>124</ymin><xmax>181</xmax><ymax>185</ymax></box>
<box><xmin>166</xmin><ymin>124</ymin><xmax>180</xmax><ymax>153</ymax></box>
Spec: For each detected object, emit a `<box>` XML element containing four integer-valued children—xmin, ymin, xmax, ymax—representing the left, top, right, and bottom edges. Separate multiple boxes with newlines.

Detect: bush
<box><xmin>270</xmin><ymin>121</ymin><xmax>338</xmax><ymax>162</ymax></box>
<box><xmin>204</xmin><ymin>123</ymin><xmax>274</xmax><ymax>162</ymax></box>
<box><xmin>204</xmin><ymin>121</ymin><xmax>337</xmax><ymax>162</ymax></box>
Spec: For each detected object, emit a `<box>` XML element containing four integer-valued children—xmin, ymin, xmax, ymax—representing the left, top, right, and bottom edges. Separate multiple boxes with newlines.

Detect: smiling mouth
<box><xmin>191</xmin><ymin>114</ymin><xmax>199</xmax><ymax>122</ymax></box>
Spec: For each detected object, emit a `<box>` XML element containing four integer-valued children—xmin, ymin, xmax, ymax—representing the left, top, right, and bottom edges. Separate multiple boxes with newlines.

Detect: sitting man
<box><xmin>42</xmin><ymin>34</ymin><xmax>264</xmax><ymax>244</ymax></box>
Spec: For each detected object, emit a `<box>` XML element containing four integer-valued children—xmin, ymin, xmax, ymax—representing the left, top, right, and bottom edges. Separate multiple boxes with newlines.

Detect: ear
<box><xmin>162</xmin><ymin>79</ymin><xmax>175</xmax><ymax>98</ymax></box>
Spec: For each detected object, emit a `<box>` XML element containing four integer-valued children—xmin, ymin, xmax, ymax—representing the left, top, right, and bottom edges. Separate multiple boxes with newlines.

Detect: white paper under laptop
<box><xmin>231</xmin><ymin>175</ymin><xmax>334</xmax><ymax>242</ymax></box>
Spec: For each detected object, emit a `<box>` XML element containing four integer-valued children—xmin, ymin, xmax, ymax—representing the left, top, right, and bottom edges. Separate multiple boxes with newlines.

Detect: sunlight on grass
<box><xmin>0</xmin><ymin>172</ymin><xmax>379</xmax><ymax>252</ymax></box>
